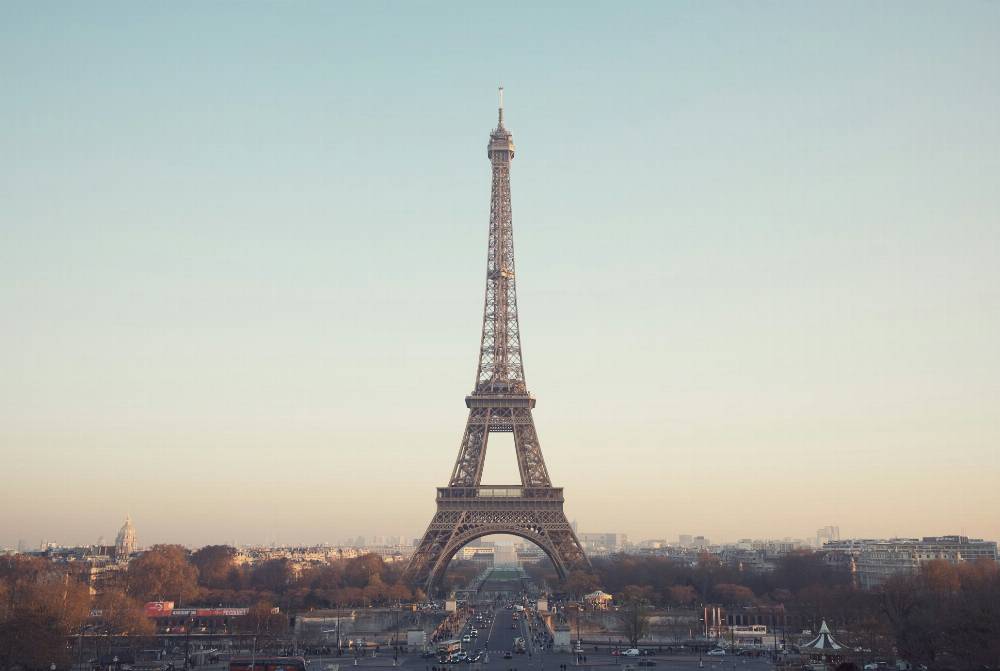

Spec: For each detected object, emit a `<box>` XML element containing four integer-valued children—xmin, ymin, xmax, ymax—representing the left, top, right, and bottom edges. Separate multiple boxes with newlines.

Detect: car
<box><xmin>623</xmin><ymin>649</ymin><xmax>641</xmax><ymax>657</ymax></box>
<box><xmin>503</xmin><ymin>652</ymin><xmax>512</xmax><ymax>659</ymax></box>
<box><xmin>638</xmin><ymin>661</ymin><xmax>657</xmax><ymax>667</ymax></box>
<box><xmin>462</xmin><ymin>635</ymin><xmax>471</xmax><ymax>642</ymax></box>
<box><xmin>421</xmin><ymin>651</ymin><xmax>437</xmax><ymax>659</ymax></box>
<box><xmin>707</xmin><ymin>649</ymin><xmax>726</xmax><ymax>657</ymax></box>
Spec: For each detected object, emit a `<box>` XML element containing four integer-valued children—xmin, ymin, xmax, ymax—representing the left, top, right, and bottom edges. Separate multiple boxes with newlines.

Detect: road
<box><xmin>307</xmin><ymin>598</ymin><xmax>777</xmax><ymax>671</ymax></box>
<box><xmin>328</xmin><ymin>645</ymin><xmax>777</xmax><ymax>671</ymax></box>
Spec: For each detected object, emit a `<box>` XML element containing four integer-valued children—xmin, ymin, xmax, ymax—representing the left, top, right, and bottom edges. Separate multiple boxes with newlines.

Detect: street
<box><xmin>299</xmin><ymin>600</ymin><xmax>778</xmax><ymax>671</ymax></box>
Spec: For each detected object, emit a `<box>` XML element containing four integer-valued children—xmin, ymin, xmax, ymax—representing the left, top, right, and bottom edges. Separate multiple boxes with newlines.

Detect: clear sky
<box><xmin>1</xmin><ymin>2</ymin><xmax>998</xmax><ymax>550</ymax></box>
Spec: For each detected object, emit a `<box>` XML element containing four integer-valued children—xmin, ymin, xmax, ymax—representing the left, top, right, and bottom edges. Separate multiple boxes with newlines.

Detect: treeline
<box><xmin>187</xmin><ymin>545</ymin><xmax>478</xmax><ymax>608</ymax></box>
<box><xmin>527</xmin><ymin>551</ymin><xmax>855</xmax><ymax>609</ymax></box>
<box><xmin>125</xmin><ymin>544</ymin><xmax>478</xmax><ymax>608</ymax></box>
<box><xmin>587</xmin><ymin>551</ymin><xmax>852</xmax><ymax>606</ymax></box>
<box><xmin>531</xmin><ymin>552</ymin><xmax>1000</xmax><ymax>670</ymax></box>
<box><xmin>189</xmin><ymin>546</ymin><xmax>417</xmax><ymax>607</ymax></box>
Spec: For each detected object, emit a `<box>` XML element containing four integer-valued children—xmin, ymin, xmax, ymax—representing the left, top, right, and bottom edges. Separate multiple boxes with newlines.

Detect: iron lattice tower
<box><xmin>404</xmin><ymin>90</ymin><xmax>590</xmax><ymax>594</ymax></box>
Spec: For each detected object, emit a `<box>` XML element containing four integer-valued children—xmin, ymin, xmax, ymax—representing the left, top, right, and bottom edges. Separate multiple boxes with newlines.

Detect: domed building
<box><xmin>114</xmin><ymin>514</ymin><xmax>137</xmax><ymax>561</ymax></box>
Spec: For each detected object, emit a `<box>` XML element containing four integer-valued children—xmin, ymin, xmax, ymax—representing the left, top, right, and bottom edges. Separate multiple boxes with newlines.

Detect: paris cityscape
<box><xmin>1</xmin><ymin>3</ymin><xmax>998</xmax><ymax>671</ymax></box>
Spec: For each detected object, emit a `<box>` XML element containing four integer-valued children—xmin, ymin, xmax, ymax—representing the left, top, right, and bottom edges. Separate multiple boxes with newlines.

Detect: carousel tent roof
<box><xmin>802</xmin><ymin>620</ymin><xmax>845</xmax><ymax>650</ymax></box>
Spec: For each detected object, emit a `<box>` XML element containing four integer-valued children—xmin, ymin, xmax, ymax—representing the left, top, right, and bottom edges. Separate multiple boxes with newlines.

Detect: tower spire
<box><xmin>498</xmin><ymin>84</ymin><xmax>504</xmax><ymax>127</ymax></box>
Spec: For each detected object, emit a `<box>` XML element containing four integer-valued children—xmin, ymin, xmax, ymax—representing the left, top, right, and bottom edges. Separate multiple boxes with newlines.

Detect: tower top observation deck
<box><xmin>489</xmin><ymin>85</ymin><xmax>515</xmax><ymax>161</ymax></box>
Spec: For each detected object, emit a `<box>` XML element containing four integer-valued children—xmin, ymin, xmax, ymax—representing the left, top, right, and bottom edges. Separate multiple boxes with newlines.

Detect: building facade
<box><xmin>825</xmin><ymin>536</ymin><xmax>999</xmax><ymax>589</ymax></box>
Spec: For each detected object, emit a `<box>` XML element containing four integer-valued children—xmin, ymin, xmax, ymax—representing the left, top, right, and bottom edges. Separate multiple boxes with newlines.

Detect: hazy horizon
<box><xmin>2</xmin><ymin>3</ymin><xmax>998</xmax><ymax>550</ymax></box>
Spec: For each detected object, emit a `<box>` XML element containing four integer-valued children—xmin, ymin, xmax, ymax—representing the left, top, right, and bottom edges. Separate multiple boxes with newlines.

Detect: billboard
<box><xmin>144</xmin><ymin>601</ymin><xmax>175</xmax><ymax>617</ymax></box>
<box><xmin>143</xmin><ymin>604</ymin><xmax>276</xmax><ymax>618</ymax></box>
<box><xmin>168</xmin><ymin>607</ymin><xmax>249</xmax><ymax>617</ymax></box>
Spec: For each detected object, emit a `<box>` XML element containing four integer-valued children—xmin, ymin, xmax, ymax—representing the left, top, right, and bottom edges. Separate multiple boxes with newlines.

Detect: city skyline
<box><xmin>2</xmin><ymin>3</ymin><xmax>999</xmax><ymax>549</ymax></box>
<box><xmin>4</xmin><ymin>512</ymin><xmax>990</xmax><ymax>555</ymax></box>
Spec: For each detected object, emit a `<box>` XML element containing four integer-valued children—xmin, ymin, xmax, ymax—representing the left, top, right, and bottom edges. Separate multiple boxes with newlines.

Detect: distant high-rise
<box><xmin>578</xmin><ymin>533</ymin><xmax>628</xmax><ymax>553</ymax></box>
<box><xmin>816</xmin><ymin>525</ymin><xmax>841</xmax><ymax>547</ymax></box>
<box><xmin>115</xmin><ymin>514</ymin><xmax>137</xmax><ymax>561</ymax></box>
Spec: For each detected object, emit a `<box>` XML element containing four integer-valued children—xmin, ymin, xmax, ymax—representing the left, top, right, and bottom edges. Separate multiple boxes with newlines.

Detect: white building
<box><xmin>114</xmin><ymin>515</ymin><xmax>137</xmax><ymax>561</ymax></box>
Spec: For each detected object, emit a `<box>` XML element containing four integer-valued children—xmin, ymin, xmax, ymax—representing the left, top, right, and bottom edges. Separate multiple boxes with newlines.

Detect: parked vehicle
<box><xmin>623</xmin><ymin>649</ymin><xmax>641</xmax><ymax>657</ymax></box>
<box><xmin>707</xmin><ymin>649</ymin><xmax>726</xmax><ymax>657</ymax></box>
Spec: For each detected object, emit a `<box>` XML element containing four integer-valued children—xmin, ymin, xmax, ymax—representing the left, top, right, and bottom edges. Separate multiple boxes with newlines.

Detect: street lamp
<box><xmin>394</xmin><ymin>601</ymin><xmax>401</xmax><ymax>667</ymax></box>
<box><xmin>336</xmin><ymin>606</ymin><xmax>342</xmax><ymax>655</ymax></box>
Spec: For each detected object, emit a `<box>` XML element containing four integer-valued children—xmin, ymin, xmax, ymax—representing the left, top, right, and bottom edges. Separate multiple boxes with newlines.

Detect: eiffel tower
<box><xmin>404</xmin><ymin>89</ymin><xmax>590</xmax><ymax>594</ymax></box>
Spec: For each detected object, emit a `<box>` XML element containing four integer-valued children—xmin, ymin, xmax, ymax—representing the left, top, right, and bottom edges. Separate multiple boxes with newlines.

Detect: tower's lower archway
<box><xmin>431</xmin><ymin>528</ymin><xmax>566</xmax><ymax>591</ymax></box>
<box><xmin>404</xmin><ymin>486</ymin><xmax>589</xmax><ymax>596</ymax></box>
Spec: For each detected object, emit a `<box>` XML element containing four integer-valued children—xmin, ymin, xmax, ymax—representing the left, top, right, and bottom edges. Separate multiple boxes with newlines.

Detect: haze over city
<box><xmin>2</xmin><ymin>2</ymin><xmax>998</xmax><ymax>550</ymax></box>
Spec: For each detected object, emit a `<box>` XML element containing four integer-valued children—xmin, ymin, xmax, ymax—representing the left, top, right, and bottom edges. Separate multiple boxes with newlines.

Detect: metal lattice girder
<box><xmin>405</xmin><ymin>487</ymin><xmax>590</xmax><ymax>593</ymax></box>
<box><xmin>403</xmin><ymin>93</ymin><xmax>589</xmax><ymax>594</ymax></box>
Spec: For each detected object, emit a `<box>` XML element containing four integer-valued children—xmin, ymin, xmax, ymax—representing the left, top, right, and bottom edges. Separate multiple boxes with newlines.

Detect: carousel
<box><xmin>800</xmin><ymin>621</ymin><xmax>847</xmax><ymax>671</ymax></box>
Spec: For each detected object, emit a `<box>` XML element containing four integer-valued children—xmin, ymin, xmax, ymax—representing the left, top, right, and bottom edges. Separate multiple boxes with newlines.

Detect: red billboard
<box><xmin>143</xmin><ymin>601</ymin><xmax>175</xmax><ymax>617</ymax></box>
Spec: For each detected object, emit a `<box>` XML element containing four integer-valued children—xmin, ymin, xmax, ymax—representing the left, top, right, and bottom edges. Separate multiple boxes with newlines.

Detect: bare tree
<box><xmin>618</xmin><ymin>585</ymin><xmax>652</xmax><ymax>647</ymax></box>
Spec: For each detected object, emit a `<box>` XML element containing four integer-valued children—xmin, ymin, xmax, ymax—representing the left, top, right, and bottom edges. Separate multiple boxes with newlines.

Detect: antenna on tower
<box><xmin>498</xmin><ymin>84</ymin><xmax>504</xmax><ymax>126</ymax></box>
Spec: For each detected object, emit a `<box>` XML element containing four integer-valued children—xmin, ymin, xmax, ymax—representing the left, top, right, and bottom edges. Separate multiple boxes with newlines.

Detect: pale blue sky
<box><xmin>1</xmin><ymin>2</ymin><xmax>998</xmax><ymax>548</ymax></box>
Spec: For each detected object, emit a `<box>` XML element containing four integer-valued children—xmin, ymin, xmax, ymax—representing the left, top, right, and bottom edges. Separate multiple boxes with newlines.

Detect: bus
<box><xmin>229</xmin><ymin>658</ymin><xmax>307</xmax><ymax>671</ymax></box>
<box><xmin>436</xmin><ymin>640</ymin><xmax>462</xmax><ymax>656</ymax></box>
